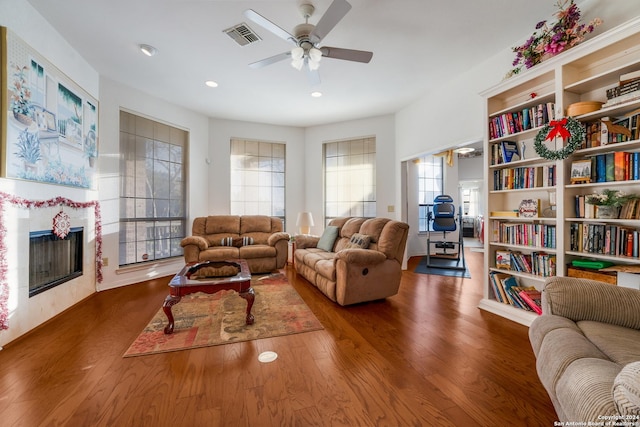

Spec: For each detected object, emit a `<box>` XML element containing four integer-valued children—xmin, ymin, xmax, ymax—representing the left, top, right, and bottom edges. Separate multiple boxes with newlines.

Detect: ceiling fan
<box><xmin>243</xmin><ymin>0</ymin><xmax>373</xmax><ymax>85</ymax></box>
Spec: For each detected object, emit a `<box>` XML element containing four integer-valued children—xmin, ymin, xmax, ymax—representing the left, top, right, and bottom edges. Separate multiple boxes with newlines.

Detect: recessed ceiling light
<box><xmin>311</xmin><ymin>91</ymin><xmax>322</xmax><ymax>97</ymax></box>
<box><xmin>454</xmin><ymin>147</ymin><xmax>475</xmax><ymax>154</ymax></box>
<box><xmin>205</xmin><ymin>80</ymin><xmax>219</xmax><ymax>88</ymax></box>
<box><xmin>139</xmin><ymin>44</ymin><xmax>158</xmax><ymax>57</ymax></box>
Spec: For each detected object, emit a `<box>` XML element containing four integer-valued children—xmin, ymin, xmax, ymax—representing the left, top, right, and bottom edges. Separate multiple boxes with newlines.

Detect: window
<box><xmin>119</xmin><ymin>111</ymin><xmax>187</xmax><ymax>266</ymax></box>
<box><xmin>230</xmin><ymin>139</ymin><xmax>286</xmax><ymax>224</ymax></box>
<box><xmin>418</xmin><ymin>155</ymin><xmax>444</xmax><ymax>232</ymax></box>
<box><xmin>324</xmin><ymin>137</ymin><xmax>376</xmax><ymax>223</ymax></box>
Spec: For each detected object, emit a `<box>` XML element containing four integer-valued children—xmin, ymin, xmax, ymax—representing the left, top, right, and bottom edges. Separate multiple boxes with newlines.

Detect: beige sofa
<box><xmin>529</xmin><ymin>276</ymin><xmax>640</xmax><ymax>422</ymax></box>
<box><xmin>180</xmin><ymin>215</ymin><xmax>289</xmax><ymax>273</ymax></box>
<box><xmin>294</xmin><ymin>217</ymin><xmax>409</xmax><ymax>306</ymax></box>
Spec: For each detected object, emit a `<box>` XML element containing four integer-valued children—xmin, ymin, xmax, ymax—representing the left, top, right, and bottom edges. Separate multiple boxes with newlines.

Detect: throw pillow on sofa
<box><xmin>344</xmin><ymin>233</ymin><xmax>371</xmax><ymax>249</ymax></box>
<box><xmin>221</xmin><ymin>237</ymin><xmax>254</xmax><ymax>247</ymax></box>
<box><xmin>317</xmin><ymin>226</ymin><xmax>339</xmax><ymax>252</ymax></box>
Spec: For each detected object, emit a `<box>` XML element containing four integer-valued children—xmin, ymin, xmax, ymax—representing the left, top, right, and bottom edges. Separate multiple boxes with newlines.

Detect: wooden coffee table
<box><xmin>162</xmin><ymin>259</ymin><xmax>254</xmax><ymax>334</ymax></box>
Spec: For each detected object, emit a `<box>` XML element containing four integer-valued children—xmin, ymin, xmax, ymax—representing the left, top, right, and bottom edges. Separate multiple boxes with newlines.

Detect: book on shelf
<box><xmin>489</xmin><ymin>271</ymin><xmax>511</xmax><ymax>303</ymax></box>
<box><xmin>569</xmin><ymin>223</ymin><xmax>640</xmax><ymax>257</ymax></box>
<box><xmin>488</xmin><ymin>271</ymin><xmax>538</xmax><ymax>311</ymax></box>
<box><xmin>620</xmin><ymin>199</ymin><xmax>640</xmax><ymax>219</ymax></box>
<box><xmin>492</xmin><ymin>165</ymin><xmax>554</xmax><ymax>190</ymax></box>
<box><xmin>495</xmin><ymin>250</ymin><xmax>511</xmax><ymax>269</ymax></box>
<box><xmin>603</xmin><ymin>90</ymin><xmax>640</xmax><ymax>108</ymax></box>
<box><xmin>491</xmin><ymin>222</ymin><xmax>556</xmax><ymax>248</ymax></box>
<box><xmin>488</xmin><ymin>102</ymin><xmax>555</xmax><ymax>140</ymax></box>
<box><xmin>614</xmin><ymin>151</ymin><xmax>626</xmax><ymax>181</ymax></box>
<box><xmin>606</xmin><ymin>79</ymin><xmax>640</xmax><ymax>99</ymax></box>
<box><xmin>606</xmin><ymin>71</ymin><xmax>640</xmax><ymax>98</ymax></box>
<box><xmin>500</xmin><ymin>141</ymin><xmax>520</xmax><ymax>163</ymax></box>
<box><xmin>574</xmin><ymin>195</ymin><xmax>585</xmax><ymax>218</ymax></box>
<box><xmin>589</xmin><ymin>152</ymin><xmax>639</xmax><ymax>183</ymax></box>
<box><xmin>502</xmin><ymin>276</ymin><xmax>526</xmax><ymax>308</ymax></box>
<box><xmin>490</xmin><ymin>210</ymin><xmax>519</xmax><ymax>217</ymax></box>
<box><xmin>518</xmin><ymin>289</ymin><xmax>542</xmax><ymax>314</ymax></box>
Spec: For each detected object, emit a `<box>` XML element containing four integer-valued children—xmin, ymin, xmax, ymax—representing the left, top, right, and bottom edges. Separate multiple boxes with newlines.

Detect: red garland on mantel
<box><xmin>0</xmin><ymin>192</ymin><xmax>103</xmax><ymax>331</ymax></box>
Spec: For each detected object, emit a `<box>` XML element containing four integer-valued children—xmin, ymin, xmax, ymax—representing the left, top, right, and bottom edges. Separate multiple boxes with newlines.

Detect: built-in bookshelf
<box><xmin>480</xmin><ymin>17</ymin><xmax>640</xmax><ymax>326</ymax></box>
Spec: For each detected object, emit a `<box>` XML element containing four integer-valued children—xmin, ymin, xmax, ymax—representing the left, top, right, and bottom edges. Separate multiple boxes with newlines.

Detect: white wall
<box><xmin>304</xmin><ymin>114</ymin><xmax>396</xmax><ymax>235</ymax></box>
<box><xmin>0</xmin><ymin>0</ymin><xmax>101</xmax><ymax>345</ymax></box>
<box><xmin>97</xmin><ymin>78</ymin><xmax>210</xmax><ymax>291</ymax></box>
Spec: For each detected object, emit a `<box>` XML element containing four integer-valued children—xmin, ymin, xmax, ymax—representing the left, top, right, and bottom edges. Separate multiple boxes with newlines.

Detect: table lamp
<box><xmin>296</xmin><ymin>212</ymin><xmax>314</xmax><ymax>235</ymax></box>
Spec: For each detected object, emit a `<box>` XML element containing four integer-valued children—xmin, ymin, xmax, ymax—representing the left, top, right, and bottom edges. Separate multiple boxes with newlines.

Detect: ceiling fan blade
<box><xmin>249</xmin><ymin>51</ymin><xmax>291</xmax><ymax>69</ymax></box>
<box><xmin>243</xmin><ymin>9</ymin><xmax>297</xmax><ymax>45</ymax></box>
<box><xmin>320</xmin><ymin>46</ymin><xmax>373</xmax><ymax>63</ymax></box>
<box><xmin>309</xmin><ymin>0</ymin><xmax>352</xmax><ymax>44</ymax></box>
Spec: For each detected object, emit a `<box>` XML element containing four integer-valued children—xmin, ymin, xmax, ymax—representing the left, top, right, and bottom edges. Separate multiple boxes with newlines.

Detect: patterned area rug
<box><xmin>123</xmin><ymin>273</ymin><xmax>323</xmax><ymax>357</ymax></box>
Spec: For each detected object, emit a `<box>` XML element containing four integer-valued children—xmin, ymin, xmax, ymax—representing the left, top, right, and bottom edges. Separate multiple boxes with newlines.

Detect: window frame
<box><xmin>323</xmin><ymin>137</ymin><xmax>376</xmax><ymax>225</ymax></box>
<box><xmin>417</xmin><ymin>155</ymin><xmax>445</xmax><ymax>233</ymax></box>
<box><xmin>229</xmin><ymin>138</ymin><xmax>286</xmax><ymax>226</ymax></box>
<box><xmin>118</xmin><ymin>111</ymin><xmax>187</xmax><ymax>267</ymax></box>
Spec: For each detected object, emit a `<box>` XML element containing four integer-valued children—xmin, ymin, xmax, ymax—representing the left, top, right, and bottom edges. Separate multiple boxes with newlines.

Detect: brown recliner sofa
<box><xmin>294</xmin><ymin>217</ymin><xmax>409</xmax><ymax>306</ymax></box>
<box><xmin>180</xmin><ymin>215</ymin><xmax>289</xmax><ymax>273</ymax></box>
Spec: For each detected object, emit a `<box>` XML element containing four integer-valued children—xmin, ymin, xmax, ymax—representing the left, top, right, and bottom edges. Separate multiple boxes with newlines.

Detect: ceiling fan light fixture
<box><xmin>291</xmin><ymin>47</ymin><xmax>304</xmax><ymax>60</ymax></box>
<box><xmin>139</xmin><ymin>44</ymin><xmax>157</xmax><ymax>57</ymax></box>
<box><xmin>308</xmin><ymin>47</ymin><xmax>322</xmax><ymax>63</ymax></box>
<box><xmin>308</xmin><ymin>59</ymin><xmax>320</xmax><ymax>71</ymax></box>
<box><xmin>291</xmin><ymin>58</ymin><xmax>304</xmax><ymax>70</ymax></box>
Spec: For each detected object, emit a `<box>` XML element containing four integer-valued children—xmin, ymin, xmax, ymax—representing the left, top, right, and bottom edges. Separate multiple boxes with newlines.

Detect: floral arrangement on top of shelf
<box><xmin>507</xmin><ymin>0</ymin><xmax>602</xmax><ymax>78</ymax></box>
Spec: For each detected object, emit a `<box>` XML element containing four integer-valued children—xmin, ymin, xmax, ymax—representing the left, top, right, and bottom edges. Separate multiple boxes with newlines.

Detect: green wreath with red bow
<box><xmin>534</xmin><ymin>117</ymin><xmax>585</xmax><ymax>160</ymax></box>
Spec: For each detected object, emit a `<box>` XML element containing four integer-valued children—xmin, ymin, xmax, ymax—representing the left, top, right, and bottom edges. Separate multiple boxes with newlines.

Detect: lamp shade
<box><xmin>296</xmin><ymin>212</ymin><xmax>314</xmax><ymax>234</ymax></box>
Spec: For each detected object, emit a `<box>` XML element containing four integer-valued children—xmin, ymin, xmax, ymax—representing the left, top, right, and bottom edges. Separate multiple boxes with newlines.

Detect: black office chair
<box><xmin>426</xmin><ymin>194</ymin><xmax>465</xmax><ymax>270</ymax></box>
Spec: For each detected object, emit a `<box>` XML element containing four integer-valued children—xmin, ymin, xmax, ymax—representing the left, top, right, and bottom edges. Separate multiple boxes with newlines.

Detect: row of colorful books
<box><xmin>495</xmin><ymin>249</ymin><xmax>557</xmax><ymax>277</ymax></box>
<box><xmin>488</xmin><ymin>271</ymin><xmax>542</xmax><ymax>314</ymax></box>
<box><xmin>582</xmin><ymin>151</ymin><xmax>640</xmax><ymax>184</ymax></box>
<box><xmin>569</xmin><ymin>223</ymin><xmax>640</xmax><ymax>258</ymax></box>
<box><xmin>491</xmin><ymin>222</ymin><xmax>556</xmax><ymax>248</ymax></box>
<box><xmin>488</xmin><ymin>102</ymin><xmax>555</xmax><ymax>140</ymax></box>
<box><xmin>492</xmin><ymin>165</ymin><xmax>556</xmax><ymax>190</ymax></box>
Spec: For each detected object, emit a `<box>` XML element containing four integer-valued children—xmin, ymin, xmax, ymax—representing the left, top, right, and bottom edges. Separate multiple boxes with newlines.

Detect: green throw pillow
<box><xmin>317</xmin><ymin>226</ymin><xmax>339</xmax><ymax>252</ymax></box>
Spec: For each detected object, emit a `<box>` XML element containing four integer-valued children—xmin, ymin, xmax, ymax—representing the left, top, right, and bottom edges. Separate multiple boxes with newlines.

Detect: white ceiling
<box><xmin>25</xmin><ymin>0</ymin><xmax>560</xmax><ymax>127</ymax></box>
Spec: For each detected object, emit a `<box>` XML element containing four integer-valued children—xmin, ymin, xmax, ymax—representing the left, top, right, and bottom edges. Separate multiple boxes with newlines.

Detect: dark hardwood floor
<box><xmin>0</xmin><ymin>249</ymin><xmax>558</xmax><ymax>426</ymax></box>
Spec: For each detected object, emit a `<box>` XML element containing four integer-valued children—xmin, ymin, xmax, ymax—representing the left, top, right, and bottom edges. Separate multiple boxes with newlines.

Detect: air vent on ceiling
<box><xmin>224</xmin><ymin>23</ymin><xmax>261</xmax><ymax>47</ymax></box>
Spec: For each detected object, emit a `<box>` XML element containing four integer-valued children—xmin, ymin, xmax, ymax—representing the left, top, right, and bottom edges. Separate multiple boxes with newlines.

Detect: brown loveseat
<box><xmin>294</xmin><ymin>217</ymin><xmax>409</xmax><ymax>306</ymax></box>
<box><xmin>180</xmin><ymin>215</ymin><xmax>289</xmax><ymax>273</ymax></box>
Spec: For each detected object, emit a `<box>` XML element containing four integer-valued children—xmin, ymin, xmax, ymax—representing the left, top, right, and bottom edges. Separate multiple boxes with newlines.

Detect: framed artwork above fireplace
<box><xmin>1</xmin><ymin>26</ymin><xmax>99</xmax><ymax>189</ymax></box>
